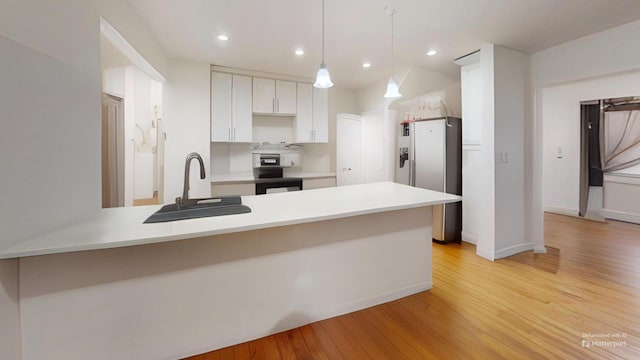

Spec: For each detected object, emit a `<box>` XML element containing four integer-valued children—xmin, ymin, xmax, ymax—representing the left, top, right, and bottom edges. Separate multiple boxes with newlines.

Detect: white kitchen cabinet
<box><xmin>295</xmin><ymin>83</ymin><xmax>314</xmax><ymax>142</ymax></box>
<box><xmin>211</xmin><ymin>72</ymin><xmax>252</xmax><ymax>142</ymax></box>
<box><xmin>294</xmin><ymin>85</ymin><xmax>328</xmax><ymax>143</ymax></box>
<box><xmin>211</xmin><ymin>183</ymin><xmax>255</xmax><ymax>196</ymax></box>
<box><xmin>303</xmin><ymin>177</ymin><xmax>336</xmax><ymax>190</ymax></box>
<box><xmin>312</xmin><ymin>87</ymin><xmax>329</xmax><ymax>143</ymax></box>
<box><xmin>276</xmin><ymin>80</ymin><xmax>297</xmax><ymax>114</ymax></box>
<box><xmin>252</xmin><ymin>77</ymin><xmax>297</xmax><ymax>115</ymax></box>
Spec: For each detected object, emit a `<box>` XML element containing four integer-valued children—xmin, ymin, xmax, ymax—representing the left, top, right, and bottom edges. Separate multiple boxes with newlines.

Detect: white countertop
<box><xmin>0</xmin><ymin>182</ymin><xmax>460</xmax><ymax>259</ymax></box>
<box><xmin>211</xmin><ymin>172</ymin><xmax>336</xmax><ymax>183</ymax></box>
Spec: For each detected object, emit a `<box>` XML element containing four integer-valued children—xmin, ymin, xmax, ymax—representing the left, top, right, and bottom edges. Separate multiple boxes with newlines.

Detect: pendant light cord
<box><xmin>391</xmin><ymin>11</ymin><xmax>394</xmax><ymax>78</ymax></box>
<box><xmin>322</xmin><ymin>0</ymin><xmax>325</xmax><ymax>64</ymax></box>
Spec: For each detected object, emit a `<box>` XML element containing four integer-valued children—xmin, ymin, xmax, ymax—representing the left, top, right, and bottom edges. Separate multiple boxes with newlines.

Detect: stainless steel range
<box><xmin>253</xmin><ymin>152</ymin><xmax>303</xmax><ymax>194</ymax></box>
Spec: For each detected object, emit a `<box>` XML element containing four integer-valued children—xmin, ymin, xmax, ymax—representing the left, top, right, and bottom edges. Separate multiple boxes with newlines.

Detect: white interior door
<box><xmin>101</xmin><ymin>93</ymin><xmax>125</xmax><ymax>208</ymax></box>
<box><xmin>337</xmin><ymin>113</ymin><xmax>363</xmax><ymax>186</ymax></box>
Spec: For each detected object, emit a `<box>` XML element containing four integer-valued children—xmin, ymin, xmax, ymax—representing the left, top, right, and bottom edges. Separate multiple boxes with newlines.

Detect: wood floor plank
<box><xmin>258</xmin><ymin>335</ymin><xmax>282</xmax><ymax>359</ymax></box>
<box><xmin>297</xmin><ymin>325</ymin><xmax>331</xmax><ymax>360</ymax></box>
<box><xmin>318</xmin><ymin>317</ymin><xmax>372</xmax><ymax>359</ymax></box>
<box><xmin>273</xmin><ymin>331</ymin><xmax>297</xmax><ymax>360</ymax></box>
<box><xmin>233</xmin><ymin>342</ymin><xmax>250</xmax><ymax>359</ymax></box>
<box><xmin>287</xmin><ymin>328</ymin><xmax>313</xmax><ymax>360</ymax></box>
<box><xmin>203</xmin><ymin>350</ymin><xmax>221</xmax><ymax>360</ymax></box>
<box><xmin>184</xmin><ymin>213</ymin><xmax>640</xmax><ymax>360</ymax></box>
<box><xmin>335</xmin><ymin>313</ymin><xmax>395</xmax><ymax>359</ymax></box>
<box><xmin>219</xmin><ymin>346</ymin><xmax>234</xmax><ymax>360</ymax></box>
<box><xmin>247</xmin><ymin>340</ymin><xmax>266</xmax><ymax>360</ymax></box>
<box><xmin>308</xmin><ymin>322</ymin><xmax>344</xmax><ymax>360</ymax></box>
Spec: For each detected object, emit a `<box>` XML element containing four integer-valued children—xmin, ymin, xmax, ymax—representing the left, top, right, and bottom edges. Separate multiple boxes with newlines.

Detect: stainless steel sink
<box><xmin>144</xmin><ymin>196</ymin><xmax>251</xmax><ymax>223</ymax></box>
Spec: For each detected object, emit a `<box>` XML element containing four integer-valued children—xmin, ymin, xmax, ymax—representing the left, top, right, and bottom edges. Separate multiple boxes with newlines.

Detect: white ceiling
<box><xmin>127</xmin><ymin>0</ymin><xmax>640</xmax><ymax>89</ymax></box>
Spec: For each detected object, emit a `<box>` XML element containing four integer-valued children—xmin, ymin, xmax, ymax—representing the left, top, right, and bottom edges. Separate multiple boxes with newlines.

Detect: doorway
<box><xmin>100</xmin><ymin>18</ymin><xmax>166</xmax><ymax>207</ymax></box>
<box><xmin>102</xmin><ymin>93</ymin><xmax>125</xmax><ymax>208</ymax></box>
<box><xmin>579</xmin><ymin>101</ymin><xmax>604</xmax><ymax>218</ymax></box>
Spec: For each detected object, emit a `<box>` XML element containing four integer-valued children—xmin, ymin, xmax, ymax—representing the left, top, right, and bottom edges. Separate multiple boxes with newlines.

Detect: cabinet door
<box><xmin>211</xmin><ymin>72</ymin><xmax>232</xmax><ymax>142</ymax></box>
<box><xmin>253</xmin><ymin>77</ymin><xmax>275</xmax><ymax>114</ymax></box>
<box><xmin>295</xmin><ymin>83</ymin><xmax>313</xmax><ymax>143</ymax></box>
<box><xmin>312</xmin><ymin>87</ymin><xmax>329</xmax><ymax>143</ymax></box>
<box><xmin>275</xmin><ymin>80</ymin><xmax>297</xmax><ymax>114</ymax></box>
<box><xmin>232</xmin><ymin>75</ymin><xmax>252</xmax><ymax>142</ymax></box>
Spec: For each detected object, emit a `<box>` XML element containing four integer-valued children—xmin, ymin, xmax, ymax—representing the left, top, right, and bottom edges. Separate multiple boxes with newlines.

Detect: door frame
<box><xmin>102</xmin><ymin>92</ymin><xmax>125</xmax><ymax>208</ymax></box>
<box><xmin>336</xmin><ymin>113</ymin><xmax>364</xmax><ymax>186</ymax></box>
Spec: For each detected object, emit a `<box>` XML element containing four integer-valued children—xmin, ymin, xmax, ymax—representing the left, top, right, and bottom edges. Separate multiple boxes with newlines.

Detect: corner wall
<box><xmin>0</xmin><ymin>2</ymin><xmax>168</xmax><ymax>358</ymax></box>
<box><xmin>163</xmin><ymin>60</ymin><xmax>212</xmax><ymax>202</ymax></box>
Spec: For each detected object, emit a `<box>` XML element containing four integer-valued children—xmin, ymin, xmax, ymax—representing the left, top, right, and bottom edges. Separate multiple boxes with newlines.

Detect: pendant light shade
<box><xmin>384</xmin><ymin>76</ymin><xmax>402</xmax><ymax>98</ymax></box>
<box><xmin>384</xmin><ymin>7</ymin><xmax>401</xmax><ymax>99</ymax></box>
<box><xmin>314</xmin><ymin>62</ymin><xmax>333</xmax><ymax>88</ymax></box>
<box><xmin>314</xmin><ymin>0</ymin><xmax>334</xmax><ymax>88</ymax></box>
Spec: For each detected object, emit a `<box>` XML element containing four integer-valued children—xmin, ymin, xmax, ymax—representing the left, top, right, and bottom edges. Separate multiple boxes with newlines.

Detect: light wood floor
<box><xmin>133</xmin><ymin>191</ymin><xmax>159</xmax><ymax>206</ymax></box>
<box><xmin>184</xmin><ymin>213</ymin><xmax>640</xmax><ymax>359</ymax></box>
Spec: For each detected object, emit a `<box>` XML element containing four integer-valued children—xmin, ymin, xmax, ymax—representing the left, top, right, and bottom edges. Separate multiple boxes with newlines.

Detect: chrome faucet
<box><xmin>176</xmin><ymin>152</ymin><xmax>205</xmax><ymax>209</ymax></box>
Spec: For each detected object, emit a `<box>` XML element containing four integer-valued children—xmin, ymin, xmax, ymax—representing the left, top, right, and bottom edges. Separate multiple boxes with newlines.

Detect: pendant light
<box><xmin>384</xmin><ymin>7</ymin><xmax>402</xmax><ymax>98</ymax></box>
<box><xmin>314</xmin><ymin>0</ymin><xmax>333</xmax><ymax>88</ymax></box>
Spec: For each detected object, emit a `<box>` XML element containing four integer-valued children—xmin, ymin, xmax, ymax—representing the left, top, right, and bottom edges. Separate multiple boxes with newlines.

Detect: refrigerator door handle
<box><xmin>409</xmin><ymin>160</ymin><xmax>416</xmax><ymax>186</ymax></box>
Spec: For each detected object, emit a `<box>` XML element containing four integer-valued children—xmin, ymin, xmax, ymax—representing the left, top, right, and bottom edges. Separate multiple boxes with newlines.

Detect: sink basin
<box><xmin>144</xmin><ymin>196</ymin><xmax>251</xmax><ymax>223</ymax></box>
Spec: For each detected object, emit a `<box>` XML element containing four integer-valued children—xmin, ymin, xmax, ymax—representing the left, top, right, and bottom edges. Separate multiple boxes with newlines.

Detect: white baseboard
<box><xmin>461</xmin><ymin>231</ymin><xmax>477</xmax><ymax>245</ymax></box>
<box><xmin>476</xmin><ymin>247</ymin><xmax>494</xmax><ymax>261</ymax></box>
<box><xmin>600</xmin><ymin>209</ymin><xmax>640</xmax><ymax>224</ymax></box>
<box><xmin>324</xmin><ymin>281</ymin><xmax>432</xmax><ymax>320</ymax></box>
<box><xmin>533</xmin><ymin>246</ymin><xmax>547</xmax><ymax>254</ymax></box>
<box><xmin>494</xmin><ymin>242</ymin><xmax>534</xmax><ymax>259</ymax></box>
<box><xmin>544</xmin><ymin>206</ymin><xmax>578</xmax><ymax>217</ymax></box>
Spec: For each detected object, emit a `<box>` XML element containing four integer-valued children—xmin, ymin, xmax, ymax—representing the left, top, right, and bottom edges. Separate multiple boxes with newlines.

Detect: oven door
<box><xmin>255</xmin><ymin>178</ymin><xmax>303</xmax><ymax>195</ymax></box>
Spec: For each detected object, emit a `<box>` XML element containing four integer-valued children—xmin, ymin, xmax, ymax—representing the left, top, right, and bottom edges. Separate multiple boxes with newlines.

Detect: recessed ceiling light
<box><xmin>427</xmin><ymin>49</ymin><xmax>437</xmax><ymax>56</ymax></box>
<box><xmin>295</xmin><ymin>49</ymin><xmax>304</xmax><ymax>56</ymax></box>
<box><xmin>217</xmin><ymin>34</ymin><xmax>229</xmax><ymax>41</ymax></box>
<box><xmin>362</xmin><ymin>62</ymin><xmax>371</xmax><ymax>68</ymax></box>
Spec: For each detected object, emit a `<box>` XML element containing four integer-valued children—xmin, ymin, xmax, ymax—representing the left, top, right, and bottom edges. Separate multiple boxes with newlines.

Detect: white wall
<box><xmin>477</xmin><ymin>44</ymin><xmax>497</xmax><ymax>258</ymax></box>
<box><xmin>492</xmin><ymin>45</ymin><xmax>529</xmax><ymax>258</ymax></box>
<box><xmin>361</xmin><ymin>111</ymin><xmax>386</xmax><ymax>183</ymax></box>
<box><xmin>531</xmin><ymin>19</ymin><xmax>640</xmax><ymax>252</ymax></box>
<box><xmin>459</xmin><ymin>44</ymin><xmax>530</xmax><ymax>260</ymax></box>
<box><xmin>163</xmin><ymin>60</ymin><xmax>212</xmax><ymax>202</ymax></box>
<box><xmin>0</xmin><ymin>2</ymin><xmax>167</xmax><ymax>358</ymax></box>
<box><xmin>460</xmin><ymin>63</ymin><xmax>483</xmax><ymax>244</ymax></box>
<box><xmin>542</xmin><ymin>71</ymin><xmax>640</xmax><ymax>214</ymax></box>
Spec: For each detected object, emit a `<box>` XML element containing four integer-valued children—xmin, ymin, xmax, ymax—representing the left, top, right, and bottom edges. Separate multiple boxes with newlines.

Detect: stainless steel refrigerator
<box><xmin>396</xmin><ymin>117</ymin><xmax>462</xmax><ymax>243</ymax></box>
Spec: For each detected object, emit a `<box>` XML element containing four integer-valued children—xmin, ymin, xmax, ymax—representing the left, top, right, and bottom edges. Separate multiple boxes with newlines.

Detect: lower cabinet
<box><xmin>211</xmin><ymin>183</ymin><xmax>255</xmax><ymax>196</ymax></box>
<box><xmin>303</xmin><ymin>177</ymin><xmax>336</xmax><ymax>190</ymax></box>
<box><xmin>212</xmin><ymin>177</ymin><xmax>336</xmax><ymax>196</ymax></box>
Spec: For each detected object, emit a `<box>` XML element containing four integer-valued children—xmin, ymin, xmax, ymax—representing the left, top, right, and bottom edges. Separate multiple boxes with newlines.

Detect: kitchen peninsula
<box><xmin>3</xmin><ymin>182</ymin><xmax>459</xmax><ymax>360</ymax></box>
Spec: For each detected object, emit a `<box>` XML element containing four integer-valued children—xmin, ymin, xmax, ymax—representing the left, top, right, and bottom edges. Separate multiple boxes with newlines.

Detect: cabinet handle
<box><xmin>273</xmin><ymin>98</ymin><xmax>275</xmax><ymax>112</ymax></box>
<box><xmin>233</xmin><ymin>128</ymin><xmax>236</xmax><ymax>140</ymax></box>
<box><xmin>228</xmin><ymin>128</ymin><xmax>231</xmax><ymax>141</ymax></box>
<box><xmin>277</xmin><ymin>98</ymin><xmax>279</xmax><ymax>112</ymax></box>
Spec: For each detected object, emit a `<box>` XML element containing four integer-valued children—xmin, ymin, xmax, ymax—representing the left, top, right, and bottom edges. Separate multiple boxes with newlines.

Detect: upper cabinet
<box><xmin>252</xmin><ymin>78</ymin><xmax>297</xmax><ymax>115</ymax></box>
<box><xmin>210</xmin><ymin>68</ymin><xmax>329</xmax><ymax>144</ymax></box>
<box><xmin>312</xmin><ymin>87</ymin><xmax>329</xmax><ymax>143</ymax></box>
<box><xmin>294</xmin><ymin>84</ymin><xmax>328</xmax><ymax>143</ymax></box>
<box><xmin>211</xmin><ymin>72</ymin><xmax>252</xmax><ymax>142</ymax></box>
